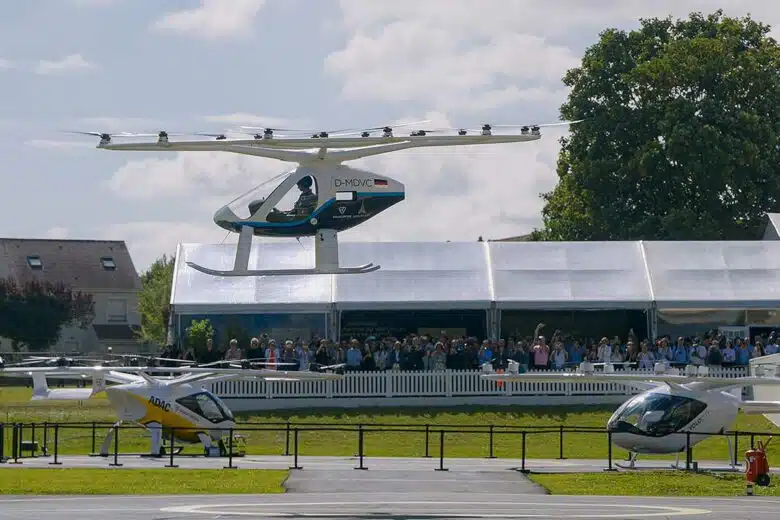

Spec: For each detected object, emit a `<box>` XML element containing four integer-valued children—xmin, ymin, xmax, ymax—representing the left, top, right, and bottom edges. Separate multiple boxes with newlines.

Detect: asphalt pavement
<box><xmin>1</xmin><ymin>493</ymin><xmax>778</xmax><ymax>519</ymax></box>
<box><xmin>3</xmin><ymin>455</ymin><xmax>779</xmax><ymax>519</ymax></box>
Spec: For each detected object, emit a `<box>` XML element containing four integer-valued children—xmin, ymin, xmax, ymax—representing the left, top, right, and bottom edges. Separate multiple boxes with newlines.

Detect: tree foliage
<box><xmin>137</xmin><ymin>253</ymin><xmax>175</xmax><ymax>346</ymax></box>
<box><xmin>533</xmin><ymin>10</ymin><xmax>780</xmax><ymax>241</ymax></box>
<box><xmin>185</xmin><ymin>318</ymin><xmax>214</xmax><ymax>358</ymax></box>
<box><xmin>0</xmin><ymin>277</ymin><xmax>95</xmax><ymax>351</ymax></box>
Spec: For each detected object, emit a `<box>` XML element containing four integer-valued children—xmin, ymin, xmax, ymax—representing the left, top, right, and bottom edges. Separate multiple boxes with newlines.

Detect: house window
<box><xmin>106</xmin><ymin>299</ymin><xmax>127</xmax><ymax>323</ymax></box>
<box><xmin>27</xmin><ymin>255</ymin><xmax>42</xmax><ymax>269</ymax></box>
<box><xmin>101</xmin><ymin>257</ymin><xmax>116</xmax><ymax>270</ymax></box>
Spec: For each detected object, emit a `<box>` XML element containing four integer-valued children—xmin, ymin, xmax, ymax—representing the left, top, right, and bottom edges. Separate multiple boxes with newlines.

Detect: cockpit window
<box><xmin>176</xmin><ymin>391</ymin><xmax>233</xmax><ymax>424</ymax></box>
<box><xmin>225</xmin><ymin>170</ymin><xmax>319</xmax><ymax>221</ymax></box>
<box><xmin>607</xmin><ymin>393</ymin><xmax>707</xmax><ymax>437</ymax></box>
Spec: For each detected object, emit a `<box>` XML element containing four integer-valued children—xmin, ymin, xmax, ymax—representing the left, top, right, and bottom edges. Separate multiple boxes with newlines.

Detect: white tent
<box><xmin>170</xmin><ymin>239</ymin><xmax>780</xmax><ymax>314</ymax></box>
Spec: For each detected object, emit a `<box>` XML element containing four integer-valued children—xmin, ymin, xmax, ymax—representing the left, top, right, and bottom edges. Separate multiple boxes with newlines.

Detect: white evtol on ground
<box><xmin>0</xmin><ymin>360</ymin><xmax>343</xmax><ymax>457</ymax></box>
<box><xmin>481</xmin><ymin>354</ymin><xmax>780</xmax><ymax>468</ymax></box>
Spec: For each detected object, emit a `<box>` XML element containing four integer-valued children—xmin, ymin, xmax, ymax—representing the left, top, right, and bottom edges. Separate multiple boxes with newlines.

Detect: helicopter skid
<box><xmin>185</xmin><ymin>261</ymin><xmax>380</xmax><ymax>277</ymax></box>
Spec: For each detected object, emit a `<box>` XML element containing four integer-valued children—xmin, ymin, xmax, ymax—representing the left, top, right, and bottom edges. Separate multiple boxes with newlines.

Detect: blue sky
<box><xmin>2</xmin><ymin>0</ymin><xmax>779</xmax><ymax>272</ymax></box>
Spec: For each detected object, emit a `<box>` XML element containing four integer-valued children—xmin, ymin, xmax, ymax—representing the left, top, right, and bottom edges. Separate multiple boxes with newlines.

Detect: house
<box><xmin>0</xmin><ymin>238</ymin><xmax>142</xmax><ymax>353</ymax></box>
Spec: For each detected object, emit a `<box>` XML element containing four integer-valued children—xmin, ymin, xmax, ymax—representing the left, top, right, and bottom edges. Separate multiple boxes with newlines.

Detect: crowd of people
<box><xmin>162</xmin><ymin>324</ymin><xmax>778</xmax><ymax>372</ymax></box>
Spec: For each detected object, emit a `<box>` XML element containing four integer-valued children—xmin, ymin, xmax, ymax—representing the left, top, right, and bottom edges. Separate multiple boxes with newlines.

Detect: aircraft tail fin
<box><xmin>30</xmin><ymin>372</ymin><xmax>94</xmax><ymax>401</ymax></box>
<box><xmin>748</xmin><ymin>353</ymin><xmax>780</xmax><ymax>426</ymax></box>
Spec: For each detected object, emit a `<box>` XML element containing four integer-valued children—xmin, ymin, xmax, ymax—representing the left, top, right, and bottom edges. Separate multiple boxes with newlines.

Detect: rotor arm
<box><xmin>326</xmin><ymin>141</ymin><xmax>419</xmax><ymax>162</ymax></box>
<box><xmin>218</xmin><ymin>145</ymin><xmax>315</xmax><ymax>163</ymax></box>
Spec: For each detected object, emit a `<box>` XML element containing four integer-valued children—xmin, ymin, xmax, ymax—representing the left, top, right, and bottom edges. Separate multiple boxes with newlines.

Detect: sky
<box><xmin>3</xmin><ymin>0</ymin><xmax>780</xmax><ymax>273</ymax></box>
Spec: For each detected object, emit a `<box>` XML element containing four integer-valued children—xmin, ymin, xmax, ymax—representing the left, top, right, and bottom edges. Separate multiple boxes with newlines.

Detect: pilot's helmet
<box><xmin>297</xmin><ymin>176</ymin><xmax>313</xmax><ymax>189</ymax></box>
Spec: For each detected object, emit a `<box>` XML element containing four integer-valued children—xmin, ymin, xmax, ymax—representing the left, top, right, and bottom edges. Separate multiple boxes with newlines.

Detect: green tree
<box><xmin>137</xmin><ymin>253</ymin><xmax>175</xmax><ymax>346</ymax></box>
<box><xmin>185</xmin><ymin>318</ymin><xmax>214</xmax><ymax>358</ymax></box>
<box><xmin>0</xmin><ymin>277</ymin><xmax>95</xmax><ymax>351</ymax></box>
<box><xmin>533</xmin><ymin>10</ymin><xmax>780</xmax><ymax>241</ymax></box>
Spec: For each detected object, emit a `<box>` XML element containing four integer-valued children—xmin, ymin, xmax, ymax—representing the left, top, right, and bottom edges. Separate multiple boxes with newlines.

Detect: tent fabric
<box><xmin>171</xmin><ymin>242</ymin><xmax>335</xmax><ymax>314</ymax></box>
<box><xmin>643</xmin><ymin>241</ymin><xmax>780</xmax><ymax>309</ymax></box>
<box><xmin>334</xmin><ymin>242</ymin><xmax>492</xmax><ymax>310</ymax></box>
<box><xmin>171</xmin><ymin>240</ymin><xmax>780</xmax><ymax>313</ymax></box>
<box><xmin>489</xmin><ymin>241</ymin><xmax>652</xmax><ymax>309</ymax></box>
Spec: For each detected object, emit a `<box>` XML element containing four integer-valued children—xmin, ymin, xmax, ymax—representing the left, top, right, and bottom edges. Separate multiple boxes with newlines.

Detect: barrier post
<box><xmin>224</xmin><ymin>428</ymin><xmax>236</xmax><ymax>469</ymax></box>
<box><xmin>91</xmin><ymin>422</ymin><xmax>96</xmax><ymax>454</ymax></box>
<box><xmin>166</xmin><ymin>428</ymin><xmax>178</xmax><ymax>468</ymax></box>
<box><xmin>751</xmin><ymin>434</ymin><xmax>755</xmax><ymax>450</ymax></box>
<box><xmin>487</xmin><ymin>425</ymin><xmax>496</xmax><ymax>459</ymax></box>
<box><xmin>288</xmin><ymin>428</ymin><xmax>302</xmax><ymax>470</ymax></box>
<box><xmin>9</xmin><ymin>424</ymin><xmax>21</xmax><ymax>464</ymax></box>
<box><xmin>284</xmin><ymin>422</ymin><xmax>291</xmax><ymax>456</ymax></box>
<box><xmin>0</xmin><ymin>423</ymin><xmax>4</xmax><ymax>462</ymax></box>
<box><xmin>109</xmin><ymin>424</ymin><xmax>122</xmax><ymax>467</ymax></box>
<box><xmin>30</xmin><ymin>423</ymin><xmax>36</xmax><ymax>457</ymax></box>
<box><xmin>685</xmin><ymin>432</ymin><xmax>691</xmax><ymax>471</ymax></box>
<box><xmin>604</xmin><ymin>431</ymin><xmax>617</xmax><ymax>472</ymax></box>
<box><xmin>519</xmin><ymin>431</ymin><xmax>529</xmax><ymax>473</ymax></box>
<box><xmin>435</xmin><ymin>430</ymin><xmax>448</xmax><ymax>471</ymax></box>
<box><xmin>354</xmin><ymin>425</ymin><xmax>367</xmax><ymax>470</ymax></box>
<box><xmin>424</xmin><ymin>424</ymin><xmax>431</xmax><ymax>458</ymax></box>
<box><xmin>733</xmin><ymin>432</ymin><xmax>739</xmax><ymax>468</ymax></box>
<box><xmin>558</xmin><ymin>425</ymin><xmax>565</xmax><ymax>460</ymax></box>
<box><xmin>48</xmin><ymin>424</ymin><xmax>61</xmax><ymax>465</ymax></box>
<box><xmin>42</xmin><ymin>422</ymin><xmax>49</xmax><ymax>456</ymax></box>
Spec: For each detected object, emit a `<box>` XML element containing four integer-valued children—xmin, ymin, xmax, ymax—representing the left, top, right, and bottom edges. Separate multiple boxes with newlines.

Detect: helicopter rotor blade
<box><xmin>490</xmin><ymin>119</ymin><xmax>584</xmax><ymax>128</ymax></box>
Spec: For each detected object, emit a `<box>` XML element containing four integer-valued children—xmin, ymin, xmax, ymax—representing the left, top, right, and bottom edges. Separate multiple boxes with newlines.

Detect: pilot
<box><xmin>292</xmin><ymin>176</ymin><xmax>317</xmax><ymax>217</ymax></box>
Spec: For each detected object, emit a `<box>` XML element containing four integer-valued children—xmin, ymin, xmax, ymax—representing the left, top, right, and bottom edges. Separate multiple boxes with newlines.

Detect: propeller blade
<box><xmin>491</xmin><ymin>119</ymin><xmax>584</xmax><ymax>128</ymax></box>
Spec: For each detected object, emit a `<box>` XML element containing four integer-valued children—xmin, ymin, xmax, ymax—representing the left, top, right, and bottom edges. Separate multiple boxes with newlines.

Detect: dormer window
<box><xmin>27</xmin><ymin>255</ymin><xmax>42</xmax><ymax>269</ymax></box>
<box><xmin>100</xmin><ymin>256</ymin><xmax>116</xmax><ymax>270</ymax></box>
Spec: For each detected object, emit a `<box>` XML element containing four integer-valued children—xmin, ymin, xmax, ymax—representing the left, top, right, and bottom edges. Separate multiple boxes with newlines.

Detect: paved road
<box><xmin>1</xmin><ymin>453</ymin><xmax>764</xmax><ymax>474</ymax></box>
<box><xmin>1</xmin><ymin>493</ymin><xmax>779</xmax><ymax>519</ymax></box>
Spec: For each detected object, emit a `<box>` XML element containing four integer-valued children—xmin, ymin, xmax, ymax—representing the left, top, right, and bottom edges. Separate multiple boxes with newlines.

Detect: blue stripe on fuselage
<box><xmin>241</xmin><ymin>191</ymin><xmax>404</xmax><ymax>228</ymax></box>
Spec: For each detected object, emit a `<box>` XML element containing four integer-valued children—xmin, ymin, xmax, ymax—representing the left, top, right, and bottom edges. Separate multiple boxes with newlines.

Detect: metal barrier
<box><xmin>0</xmin><ymin>420</ymin><xmax>774</xmax><ymax>472</ymax></box>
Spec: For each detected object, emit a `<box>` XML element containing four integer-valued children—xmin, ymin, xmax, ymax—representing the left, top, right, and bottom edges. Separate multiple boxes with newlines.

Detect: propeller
<box><xmin>446</xmin><ymin>119</ymin><xmax>584</xmax><ymax>136</ymax></box>
<box><xmin>64</xmin><ymin>130</ymin><xmax>186</xmax><ymax>144</ymax></box>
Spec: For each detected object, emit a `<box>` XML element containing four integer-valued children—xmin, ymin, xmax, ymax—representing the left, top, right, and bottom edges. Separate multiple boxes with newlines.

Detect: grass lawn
<box><xmin>2</xmin><ymin>386</ymin><xmax>779</xmax><ymax>462</ymax></box>
<box><xmin>528</xmin><ymin>471</ymin><xmax>780</xmax><ymax>496</ymax></box>
<box><xmin>0</xmin><ymin>468</ymin><xmax>288</xmax><ymax>494</ymax></box>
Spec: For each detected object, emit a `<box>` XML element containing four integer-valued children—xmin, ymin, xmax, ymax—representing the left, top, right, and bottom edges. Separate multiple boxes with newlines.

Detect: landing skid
<box><xmin>185</xmin><ymin>261</ymin><xmax>380</xmax><ymax>277</ymax></box>
<box><xmin>187</xmin><ymin>226</ymin><xmax>380</xmax><ymax>277</ymax></box>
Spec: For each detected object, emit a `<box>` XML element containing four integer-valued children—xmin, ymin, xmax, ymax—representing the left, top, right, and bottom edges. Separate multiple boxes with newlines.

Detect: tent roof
<box><xmin>643</xmin><ymin>241</ymin><xmax>780</xmax><ymax>309</ymax></box>
<box><xmin>489</xmin><ymin>241</ymin><xmax>652</xmax><ymax>309</ymax></box>
<box><xmin>171</xmin><ymin>239</ymin><xmax>780</xmax><ymax>313</ymax></box>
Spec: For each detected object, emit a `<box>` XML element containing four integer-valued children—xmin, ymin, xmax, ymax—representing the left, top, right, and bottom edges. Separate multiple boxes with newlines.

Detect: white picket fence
<box><xmin>208</xmin><ymin>366</ymin><xmax>750</xmax><ymax>400</ymax></box>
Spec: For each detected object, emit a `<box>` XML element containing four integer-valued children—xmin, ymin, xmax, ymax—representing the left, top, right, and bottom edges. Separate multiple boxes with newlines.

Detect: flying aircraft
<box><xmin>67</xmin><ymin>119</ymin><xmax>582</xmax><ymax>277</ymax></box>
<box><xmin>0</xmin><ymin>356</ymin><xmax>344</xmax><ymax>458</ymax></box>
<box><xmin>480</xmin><ymin>356</ymin><xmax>780</xmax><ymax>469</ymax></box>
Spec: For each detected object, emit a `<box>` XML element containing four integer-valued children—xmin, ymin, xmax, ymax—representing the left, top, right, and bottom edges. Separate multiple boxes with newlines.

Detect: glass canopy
<box><xmin>226</xmin><ymin>170</ymin><xmax>319</xmax><ymax>220</ymax></box>
<box><xmin>607</xmin><ymin>392</ymin><xmax>707</xmax><ymax>437</ymax></box>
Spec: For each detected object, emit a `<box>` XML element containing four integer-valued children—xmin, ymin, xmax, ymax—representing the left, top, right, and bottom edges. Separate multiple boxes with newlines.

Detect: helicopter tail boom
<box><xmin>30</xmin><ymin>371</ymin><xmax>106</xmax><ymax>401</ymax></box>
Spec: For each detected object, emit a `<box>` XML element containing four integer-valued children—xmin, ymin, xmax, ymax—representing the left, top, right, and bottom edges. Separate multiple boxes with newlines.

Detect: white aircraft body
<box><xmin>481</xmin><ymin>355</ymin><xmax>780</xmax><ymax>469</ymax></box>
<box><xmin>0</xmin><ymin>362</ymin><xmax>343</xmax><ymax>457</ymax></box>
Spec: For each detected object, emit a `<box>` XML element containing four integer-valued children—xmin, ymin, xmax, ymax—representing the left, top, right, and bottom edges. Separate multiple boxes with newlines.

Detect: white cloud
<box><xmin>0</xmin><ymin>59</ymin><xmax>12</xmax><ymax>70</ymax></box>
<box><xmin>151</xmin><ymin>0</ymin><xmax>268</xmax><ymax>40</ymax></box>
<box><xmin>35</xmin><ymin>54</ymin><xmax>93</xmax><ymax>75</ymax></box>
<box><xmin>106</xmin><ymin>150</ymin><xmax>284</xmax><ymax>201</ymax></box>
<box><xmin>45</xmin><ymin>227</ymin><xmax>70</xmax><ymax>239</ymax></box>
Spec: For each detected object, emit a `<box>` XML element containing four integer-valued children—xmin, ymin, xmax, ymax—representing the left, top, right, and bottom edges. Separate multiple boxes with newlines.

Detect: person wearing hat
<box><xmin>291</xmin><ymin>176</ymin><xmax>317</xmax><ymax>217</ymax></box>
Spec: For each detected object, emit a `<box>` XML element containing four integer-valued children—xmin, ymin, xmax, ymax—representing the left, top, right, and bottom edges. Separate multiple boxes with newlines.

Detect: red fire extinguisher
<box><xmin>745</xmin><ymin>438</ymin><xmax>772</xmax><ymax>487</ymax></box>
